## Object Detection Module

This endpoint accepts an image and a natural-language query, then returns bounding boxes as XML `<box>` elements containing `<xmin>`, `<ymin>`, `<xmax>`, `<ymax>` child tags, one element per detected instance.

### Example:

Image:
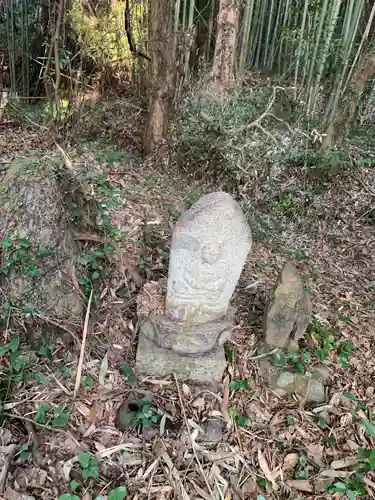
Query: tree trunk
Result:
<box><xmin>143</xmin><ymin>0</ymin><xmax>174</xmax><ymax>154</ymax></box>
<box><xmin>321</xmin><ymin>48</ymin><xmax>375</xmax><ymax>151</ymax></box>
<box><xmin>211</xmin><ymin>0</ymin><xmax>239</xmax><ymax>92</ymax></box>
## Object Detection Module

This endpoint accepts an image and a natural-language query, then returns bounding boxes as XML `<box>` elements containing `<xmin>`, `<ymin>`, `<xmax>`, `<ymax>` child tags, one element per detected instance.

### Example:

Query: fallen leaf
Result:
<box><xmin>258</xmin><ymin>449</ymin><xmax>278</xmax><ymax>490</ymax></box>
<box><xmin>295</xmin><ymin>425</ymin><xmax>309</xmax><ymax>439</ymax></box>
<box><xmin>286</xmin><ymin>479</ymin><xmax>313</xmax><ymax>492</ymax></box>
<box><xmin>75</xmin><ymin>402</ymin><xmax>91</xmax><ymax>419</ymax></box>
<box><xmin>99</xmin><ymin>351</ymin><xmax>109</xmax><ymax>386</ymax></box>
<box><xmin>192</xmin><ymin>397</ymin><xmax>206</xmax><ymax>411</ymax></box>
<box><xmin>320</xmin><ymin>470</ymin><xmax>351</xmax><ymax>478</ymax></box>
<box><xmin>331</xmin><ymin>457</ymin><xmax>358</xmax><ymax>469</ymax></box>
<box><xmin>270</xmin><ymin>410</ymin><xmax>286</xmax><ymax>426</ymax></box>
<box><xmin>282</xmin><ymin>453</ymin><xmax>299</xmax><ymax>470</ymax></box>
<box><xmin>182</xmin><ymin>383</ymin><xmax>191</xmax><ymax>398</ymax></box>
<box><xmin>307</xmin><ymin>443</ymin><xmax>324</xmax><ymax>466</ymax></box>
<box><xmin>241</xmin><ymin>476</ymin><xmax>257</xmax><ymax>494</ymax></box>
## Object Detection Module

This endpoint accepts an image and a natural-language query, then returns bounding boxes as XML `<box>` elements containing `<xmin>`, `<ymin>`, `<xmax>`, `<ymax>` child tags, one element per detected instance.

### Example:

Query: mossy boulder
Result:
<box><xmin>0</xmin><ymin>158</ymin><xmax>83</xmax><ymax>324</ymax></box>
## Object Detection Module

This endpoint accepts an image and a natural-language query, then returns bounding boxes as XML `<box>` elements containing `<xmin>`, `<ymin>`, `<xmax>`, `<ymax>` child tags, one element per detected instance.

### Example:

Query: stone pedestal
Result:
<box><xmin>136</xmin><ymin>334</ymin><xmax>227</xmax><ymax>383</ymax></box>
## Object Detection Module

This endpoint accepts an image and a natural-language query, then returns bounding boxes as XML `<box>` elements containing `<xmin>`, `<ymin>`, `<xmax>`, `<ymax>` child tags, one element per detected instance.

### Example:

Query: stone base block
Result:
<box><xmin>135</xmin><ymin>333</ymin><xmax>227</xmax><ymax>384</ymax></box>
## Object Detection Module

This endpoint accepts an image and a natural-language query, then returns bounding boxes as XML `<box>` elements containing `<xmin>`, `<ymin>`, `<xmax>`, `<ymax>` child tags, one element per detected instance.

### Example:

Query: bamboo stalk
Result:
<box><xmin>205</xmin><ymin>0</ymin><xmax>217</xmax><ymax>63</ymax></box>
<box><xmin>306</xmin><ymin>0</ymin><xmax>329</xmax><ymax>112</ymax></box>
<box><xmin>322</xmin><ymin>0</ymin><xmax>365</xmax><ymax>127</ymax></box>
<box><xmin>293</xmin><ymin>0</ymin><xmax>309</xmax><ymax>98</ymax></box>
<box><xmin>238</xmin><ymin>0</ymin><xmax>255</xmax><ymax>77</ymax></box>
<box><xmin>308</xmin><ymin>0</ymin><xmax>342</xmax><ymax>113</ymax></box>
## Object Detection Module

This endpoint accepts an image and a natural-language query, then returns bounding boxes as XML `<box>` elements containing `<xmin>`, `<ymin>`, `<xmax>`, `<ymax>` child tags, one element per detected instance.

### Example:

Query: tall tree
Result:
<box><xmin>143</xmin><ymin>0</ymin><xmax>174</xmax><ymax>153</ymax></box>
<box><xmin>211</xmin><ymin>0</ymin><xmax>239</xmax><ymax>91</ymax></box>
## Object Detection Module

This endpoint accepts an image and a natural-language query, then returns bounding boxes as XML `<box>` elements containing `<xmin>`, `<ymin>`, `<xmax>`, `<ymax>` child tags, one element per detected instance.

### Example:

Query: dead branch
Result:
<box><xmin>73</xmin><ymin>289</ymin><xmax>93</xmax><ymax>397</ymax></box>
<box><xmin>125</xmin><ymin>0</ymin><xmax>150</xmax><ymax>61</ymax></box>
<box><xmin>248</xmin><ymin>347</ymin><xmax>280</xmax><ymax>361</ymax></box>
<box><xmin>229</xmin><ymin>86</ymin><xmax>285</xmax><ymax>137</ymax></box>
<box><xmin>23</xmin><ymin>420</ymin><xmax>43</xmax><ymax>465</ymax></box>
<box><xmin>200</xmin><ymin>86</ymin><xmax>297</xmax><ymax>143</ymax></box>
<box><xmin>1</xmin><ymin>413</ymin><xmax>81</xmax><ymax>447</ymax></box>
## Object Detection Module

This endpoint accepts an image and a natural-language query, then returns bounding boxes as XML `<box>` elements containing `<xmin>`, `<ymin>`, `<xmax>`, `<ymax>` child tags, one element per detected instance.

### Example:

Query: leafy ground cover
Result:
<box><xmin>0</xmin><ymin>83</ymin><xmax>375</xmax><ymax>499</ymax></box>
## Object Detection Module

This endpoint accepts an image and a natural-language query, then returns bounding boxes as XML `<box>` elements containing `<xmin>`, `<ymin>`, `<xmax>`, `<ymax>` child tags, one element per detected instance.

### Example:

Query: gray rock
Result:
<box><xmin>198</xmin><ymin>419</ymin><xmax>224</xmax><ymax>443</ymax></box>
<box><xmin>136</xmin><ymin>192</ymin><xmax>251</xmax><ymax>383</ymax></box>
<box><xmin>264</xmin><ymin>262</ymin><xmax>312</xmax><ymax>351</ymax></box>
<box><xmin>271</xmin><ymin>367</ymin><xmax>328</xmax><ymax>403</ymax></box>
<box><xmin>0</xmin><ymin>160</ymin><xmax>83</xmax><ymax>324</ymax></box>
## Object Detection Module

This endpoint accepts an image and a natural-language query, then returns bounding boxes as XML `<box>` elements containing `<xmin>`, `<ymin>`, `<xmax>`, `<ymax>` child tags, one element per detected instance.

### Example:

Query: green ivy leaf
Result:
<box><xmin>52</xmin><ymin>407</ymin><xmax>70</xmax><ymax>428</ymax></box>
<box><xmin>108</xmin><ymin>487</ymin><xmax>128</xmax><ymax>500</ymax></box>
<box><xmin>302</xmin><ymin>351</ymin><xmax>311</xmax><ymax>362</ymax></box>
<box><xmin>0</xmin><ymin>238</ymin><xmax>12</xmax><ymax>248</ymax></box>
<box><xmin>77</xmin><ymin>451</ymin><xmax>91</xmax><ymax>468</ymax></box>
<box><xmin>82</xmin><ymin>375</ymin><xmax>94</xmax><ymax>392</ymax></box>
<box><xmin>69</xmin><ymin>479</ymin><xmax>79</xmax><ymax>492</ymax></box>
<box><xmin>237</xmin><ymin>415</ymin><xmax>251</xmax><ymax>427</ymax></box>
<box><xmin>331</xmin><ymin>481</ymin><xmax>347</xmax><ymax>492</ymax></box>
<box><xmin>230</xmin><ymin>379</ymin><xmax>251</xmax><ymax>392</ymax></box>
<box><xmin>17</xmin><ymin>443</ymin><xmax>33</xmax><ymax>461</ymax></box>
<box><xmin>317</xmin><ymin>415</ymin><xmax>328</xmax><ymax>429</ymax></box>
<box><xmin>83</xmin><ymin>456</ymin><xmax>100</xmax><ymax>479</ymax></box>
<box><xmin>36</xmin><ymin>403</ymin><xmax>50</xmax><ymax>424</ymax></box>
<box><xmin>286</xmin><ymin>414</ymin><xmax>294</xmax><ymax>426</ymax></box>
<box><xmin>361</xmin><ymin>419</ymin><xmax>375</xmax><ymax>438</ymax></box>
<box><xmin>0</xmin><ymin>336</ymin><xmax>19</xmax><ymax>356</ymax></box>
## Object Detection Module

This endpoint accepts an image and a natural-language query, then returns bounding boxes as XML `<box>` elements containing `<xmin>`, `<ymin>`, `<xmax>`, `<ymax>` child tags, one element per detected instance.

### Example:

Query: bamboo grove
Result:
<box><xmin>0</xmin><ymin>0</ymin><xmax>374</xmax><ymax>130</ymax></box>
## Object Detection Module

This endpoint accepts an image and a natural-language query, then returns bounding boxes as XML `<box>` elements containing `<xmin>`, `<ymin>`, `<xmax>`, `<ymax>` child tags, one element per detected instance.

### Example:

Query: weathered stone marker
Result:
<box><xmin>260</xmin><ymin>262</ymin><xmax>329</xmax><ymax>403</ymax></box>
<box><xmin>136</xmin><ymin>192</ymin><xmax>251</xmax><ymax>383</ymax></box>
<box><xmin>264</xmin><ymin>261</ymin><xmax>312</xmax><ymax>352</ymax></box>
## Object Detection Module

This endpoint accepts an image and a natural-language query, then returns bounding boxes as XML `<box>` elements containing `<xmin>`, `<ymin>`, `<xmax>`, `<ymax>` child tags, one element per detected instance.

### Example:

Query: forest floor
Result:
<box><xmin>1</xmin><ymin>84</ymin><xmax>375</xmax><ymax>500</ymax></box>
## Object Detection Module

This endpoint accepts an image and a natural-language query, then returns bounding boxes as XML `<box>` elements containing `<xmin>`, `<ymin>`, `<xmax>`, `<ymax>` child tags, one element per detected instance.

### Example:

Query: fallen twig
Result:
<box><xmin>1</xmin><ymin>413</ymin><xmax>81</xmax><ymax>447</ymax></box>
<box><xmin>221</xmin><ymin>375</ymin><xmax>230</xmax><ymax>423</ymax></box>
<box><xmin>248</xmin><ymin>347</ymin><xmax>279</xmax><ymax>360</ymax></box>
<box><xmin>173</xmin><ymin>373</ymin><xmax>215</xmax><ymax>498</ymax></box>
<box><xmin>23</xmin><ymin>420</ymin><xmax>43</xmax><ymax>465</ymax></box>
<box><xmin>153</xmin><ymin>439</ymin><xmax>190</xmax><ymax>500</ymax></box>
<box><xmin>74</xmin><ymin>289</ymin><xmax>93</xmax><ymax>397</ymax></box>
<box><xmin>200</xmin><ymin>86</ymin><xmax>295</xmax><ymax>143</ymax></box>
<box><xmin>36</xmin><ymin>313</ymin><xmax>81</xmax><ymax>344</ymax></box>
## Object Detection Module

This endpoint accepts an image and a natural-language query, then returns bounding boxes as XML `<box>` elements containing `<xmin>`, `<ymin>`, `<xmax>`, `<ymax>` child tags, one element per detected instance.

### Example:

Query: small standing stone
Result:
<box><xmin>264</xmin><ymin>262</ymin><xmax>312</xmax><ymax>351</ymax></box>
<box><xmin>260</xmin><ymin>262</ymin><xmax>329</xmax><ymax>404</ymax></box>
<box><xmin>136</xmin><ymin>192</ymin><xmax>251</xmax><ymax>383</ymax></box>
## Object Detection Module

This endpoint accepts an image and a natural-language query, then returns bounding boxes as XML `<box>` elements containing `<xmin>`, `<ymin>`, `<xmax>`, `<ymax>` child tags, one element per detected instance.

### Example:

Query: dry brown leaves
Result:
<box><xmin>1</xmin><ymin>119</ymin><xmax>375</xmax><ymax>499</ymax></box>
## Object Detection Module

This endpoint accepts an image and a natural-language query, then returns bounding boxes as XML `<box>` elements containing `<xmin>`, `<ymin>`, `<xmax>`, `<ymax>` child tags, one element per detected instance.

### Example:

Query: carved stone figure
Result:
<box><xmin>136</xmin><ymin>192</ymin><xmax>251</xmax><ymax>383</ymax></box>
<box><xmin>259</xmin><ymin>262</ymin><xmax>329</xmax><ymax>404</ymax></box>
<box><xmin>264</xmin><ymin>261</ymin><xmax>312</xmax><ymax>351</ymax></box>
